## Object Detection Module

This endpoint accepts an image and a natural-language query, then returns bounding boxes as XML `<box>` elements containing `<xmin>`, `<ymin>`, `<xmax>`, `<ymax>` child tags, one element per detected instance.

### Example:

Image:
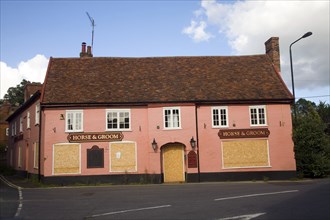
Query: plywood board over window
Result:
<box><xmin>110</xmin><ymin>142</ymin><xmax>136</xmax><ymax>172</ymax></box>
<box><xmin>222</xmin><ymin>140</ymin><xmax>270</xmax><ymax>168</ymax></box>
<box><xmin>53</xmin><ymin>143</ymin><xmax>80</xmax><ymax>175</ymax></box>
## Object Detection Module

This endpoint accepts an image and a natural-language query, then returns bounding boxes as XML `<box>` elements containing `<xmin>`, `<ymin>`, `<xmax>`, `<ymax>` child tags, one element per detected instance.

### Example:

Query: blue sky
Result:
<box><xmin>1</xmin><ymin>0</ymin><xmax>329</xmax><ymax>104</ymax></box>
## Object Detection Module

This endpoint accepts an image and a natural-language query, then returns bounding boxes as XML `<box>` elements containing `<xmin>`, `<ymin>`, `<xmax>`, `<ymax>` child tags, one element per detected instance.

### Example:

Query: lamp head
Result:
<box><xmin>302</xmin><ymin>32</ymin><xmax>312</xmax><ymax>38</ymax></box>
<box><xmin>151</xmin><ymin>139</ymin><xmax>158</xmax><ymax>151</ymax></box>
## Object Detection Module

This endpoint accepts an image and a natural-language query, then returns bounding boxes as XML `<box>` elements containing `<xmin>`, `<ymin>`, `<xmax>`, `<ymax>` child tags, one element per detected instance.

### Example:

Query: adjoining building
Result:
<box><xmin>6</xmin><ymin>37</ymin><xmax>296</xmax><ymax>184</ymax></box>
<box><xmin>0</xmin><ymin>101</ymin><xmax>16</xmax><ymax>165</ymax></box>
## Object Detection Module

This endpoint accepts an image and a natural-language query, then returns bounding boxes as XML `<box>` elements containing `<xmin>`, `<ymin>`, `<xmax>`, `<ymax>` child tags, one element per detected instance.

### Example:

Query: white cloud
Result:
<box><xmin>182</xmin><ymin>20</ymin><xmax>213</xmax><ymax>42</ymax></box>
<box><xmin>0</xmin><ymin>54</ymin><xmax>49</xmax><ymax>99</ymax></box>
<box><xmin>184</xmin><ymin>0</ymin><xmax>330</xmax><ymax>101</ymax></box>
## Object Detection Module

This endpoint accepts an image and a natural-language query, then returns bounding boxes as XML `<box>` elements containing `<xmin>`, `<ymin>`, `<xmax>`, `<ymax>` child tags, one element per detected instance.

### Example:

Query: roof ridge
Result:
<box><xmin>50</xmin><ymin>54</ymin><xmax>267</xmax><ymax>60</ymax></box>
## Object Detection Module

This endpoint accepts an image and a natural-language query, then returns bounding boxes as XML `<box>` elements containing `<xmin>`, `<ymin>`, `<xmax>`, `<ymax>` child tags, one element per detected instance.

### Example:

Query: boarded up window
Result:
<box><xmin>110</xmin><ymin>142</ymin><xmax>136</xmax><ymax>172</ymax></box>
<box><xmin>222</xmin><ymin>140</ymin><xmax>269</xmax><ymax>168</ymax></box>
<box><xmin>53</xmin><ymin>143</ymin><xmax>80</xmax><ymax>174</ymax></box>
<box><xmin>87</xmin><ymin>145</ymin><xmax>104</xmax><ymax>168</ymax></box>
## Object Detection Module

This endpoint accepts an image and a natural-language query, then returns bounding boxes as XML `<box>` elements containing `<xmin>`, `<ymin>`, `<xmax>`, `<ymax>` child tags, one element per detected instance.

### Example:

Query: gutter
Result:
<box><xmin>195</xmin><ymin>104</ymin><xmax>201</xmax><ymax>182</ymax></box>
<box><xmin>40</xmin><ymin>98</ymin><xmax>293</xmax><ymax>109</ymax></box>
<box><xmin>38</xmin><ymin>105</ymin><xmax>42</xmax><ymax>182</ymax></box>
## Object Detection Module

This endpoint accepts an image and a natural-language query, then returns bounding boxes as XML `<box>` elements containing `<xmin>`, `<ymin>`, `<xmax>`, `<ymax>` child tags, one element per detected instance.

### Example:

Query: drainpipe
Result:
<box><xmin>195</xmin><ymin>104</ymin><xmax>201</xmax><ymax>182</ymax></box>
<box><xmin>38</xmin><ymin>106</ymin><xmax>42</xmax><ymax>182</ymax></box>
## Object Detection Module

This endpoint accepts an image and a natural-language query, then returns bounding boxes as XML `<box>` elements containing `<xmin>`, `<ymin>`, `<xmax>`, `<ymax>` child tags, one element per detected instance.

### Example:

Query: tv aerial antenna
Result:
<box><xmin>86</xmin><ymin>12</ymin><xmax>95</xmax><ymax>50</ymax></box>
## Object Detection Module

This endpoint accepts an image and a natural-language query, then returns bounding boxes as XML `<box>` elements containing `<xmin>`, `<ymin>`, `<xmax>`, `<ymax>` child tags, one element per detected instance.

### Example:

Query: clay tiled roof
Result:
<box><xmin>41</xmin><ymin>55</ymin><xmax>293</xmax><ymax>105</ymax></box>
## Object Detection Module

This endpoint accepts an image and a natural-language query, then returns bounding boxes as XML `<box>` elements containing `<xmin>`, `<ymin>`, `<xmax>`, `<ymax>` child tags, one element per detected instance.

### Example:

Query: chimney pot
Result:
<box><xmin>87</xmin><ymin>46</ymin><xmax>92</xmax><ymax>56</ymax></box>
<box><xmin>81</xmin><ymin>42</ymin><xmax>86</xmax><ymax>53</ymax></box>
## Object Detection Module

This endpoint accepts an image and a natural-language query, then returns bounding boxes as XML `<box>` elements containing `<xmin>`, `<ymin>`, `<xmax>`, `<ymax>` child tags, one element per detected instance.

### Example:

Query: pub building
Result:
<box><xmin>6</xmin><ymin>37</ymin><xmax>296</xmax><ymax>184</ymax></box>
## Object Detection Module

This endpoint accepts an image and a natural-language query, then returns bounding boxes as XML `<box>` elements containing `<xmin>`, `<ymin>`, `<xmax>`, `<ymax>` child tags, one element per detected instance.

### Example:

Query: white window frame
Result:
<box><xmin>27</xmin><ymin>111</ymin><xmax>30</xmax><ymax>129</ymax></box>
<box><xmin>249</xmin><ymin>105</ymin><xmax>267</xmax><ymax>126</ymax></box>
<box><xmin>19</xmin><ymin>116</ymin><xmax>23</xmax><ymax>133</ymax></box>
<box><xmin>33</xmin><ymin>142</ymin><xmax>39</xmax><ymax>169</ymax></box>
<box><xmin>212</xmin><ymin>107</ymin><xmax>229</xmax><ymax>128</ymax></box>
<box><xmin>106</xmin><ymin>109</ymin><xmax>131</xmax><ymax>131</ymax></box>
<box><xmin>5</xmin><ymin>128</ymin><xmax>9</xmax><ymax>136</ymax></box>
<box><xmin>35</xmin><ymin>103</ymin><xmax>40</xmax><ymax>125</ymax></box>
<box><xmin>163</xmin><ymin>107</ymin><xmax>181</xmax><ymax>129</ymax></box>
<box><xmin>65</xmin><ymin>110</ymin><xmax>84</xmax><ymax>132</ymax></box>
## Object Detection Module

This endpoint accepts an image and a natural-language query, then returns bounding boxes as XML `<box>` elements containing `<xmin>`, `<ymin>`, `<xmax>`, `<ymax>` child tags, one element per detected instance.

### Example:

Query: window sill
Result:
<box><xmin>105</xmin><ymin>129</ymin><xmax>132</xmax><ymax>132</ymax></box>
<box><xmin>212</xmin><ymin>126</ymin><xmax>229</xmax><ymax>129</ymax></box>
<box><xmin>65</xmin><ymin>130</ymin><xmax>84</xmax><ymax>133</ymax></box>
<box><xmin>163</xmin><ymin>127</ymin><xmax>182</xmax><ymax>131</ymax></box>
<box><xmin>250</xmin><ymin>124</ymin><xmax>268</xmax><ymax>127</ymax></box>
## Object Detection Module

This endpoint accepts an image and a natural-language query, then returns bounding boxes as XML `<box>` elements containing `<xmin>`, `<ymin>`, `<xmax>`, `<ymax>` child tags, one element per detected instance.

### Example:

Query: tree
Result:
<box><xmin>293</xmin><ymin>102</ymin><xmax>330</xmax><ymax>178</ymax></box>
<box><xmin>316</xmin><ymin>101</ymin><xmax>330</xmax><ymax>134</ymax></box>
<box><xmin>295</xmin><ymin>98</ymin><xmax>317</xmax><ymax>117</ymax></box>
<box><xmin>2</xmin><ymin>79</ymin><xmax>31</xmax><ymax>106</ymax></box>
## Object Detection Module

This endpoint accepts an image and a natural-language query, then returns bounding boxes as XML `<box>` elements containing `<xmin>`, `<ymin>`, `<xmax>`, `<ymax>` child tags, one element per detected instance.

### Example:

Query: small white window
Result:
<box><xmin>13</xmin><ymin>122</ymin><xmax>17</xmax><ymax>136</ymax></box>
<box><xmin>19</xmin><ymin>116</ymin><xmax>23</xmax><ymax>132</ymax></box>
<box><xmin>35</xmin><ymin>103</ymin><xmax>40</xmax><ymax>125</ymax></box>
<box><xmin>11</xmin><ymin>122</ymin><xmax>15</xmax><ymax>136</ymax></box>
<box><xmin>5</xmin><ymin>128</ymin><xmax>9</xmax><ymax>136</ymax></box>
<box><xmin>65</xmin><ymin>110</ymin><xmax>83</xmax><ymax>132</ymax></box>
<box><xmin>164</xmin><ymin>107</ymin><xmax>181</xmax><ymax>129</ymax></box>
<box><xmin>106</xmin><ymin>109</ymin><xmax>130</xmax><ymax>131</ymax></box>
<box><xmin>249</xmin><ymin>106</ymin><xmax>267</xmax><ymax>126</ymax></box>
<box><xmin>212</xmin><ymin>107</ymin><xmax>228</xmax><ymax>128</ymax></box>
<box><xmin>27</xmin><ymin>111</ymin><xmax>30</xmax><ymax>129</ymax></box>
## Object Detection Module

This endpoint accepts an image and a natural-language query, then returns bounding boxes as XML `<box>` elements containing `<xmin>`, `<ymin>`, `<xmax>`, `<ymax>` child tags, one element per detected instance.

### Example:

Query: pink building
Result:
<box><xmin>7</xmin><ymin>37</ymin><xmax>296</xmax><ymax>184</ymax></box>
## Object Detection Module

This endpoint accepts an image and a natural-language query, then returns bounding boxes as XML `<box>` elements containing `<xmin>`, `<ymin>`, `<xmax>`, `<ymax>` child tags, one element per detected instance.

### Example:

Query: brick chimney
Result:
<box><xmin>265</xmin><ymin>37</ymin><xmax>280</xmax><ymax>72</ymax></box>
<box><xmin>24</xmin><ymin>83</ymin><xmax>43</xmax><ymax>102</ymax></box>
<box><xmin>80</xmin><ymin>42</ymin><xmax>93</xmax><ymax>58</ymax></box>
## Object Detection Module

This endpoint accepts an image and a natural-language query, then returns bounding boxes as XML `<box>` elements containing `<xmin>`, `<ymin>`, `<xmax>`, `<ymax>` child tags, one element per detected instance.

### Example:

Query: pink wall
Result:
<box><xmin>8</xmin><ymin>101</ymin><xmax>40</xmax><ymax>175</ymax></box>
<box><xmin>41</xmin><ymin>103</ymin><xmax>295</xmax><ymax>177</ymax></box>
<box><xmin>197</xmin><ymin>104</ymin><xmax>296</xmax><ymax>173</ymax></box>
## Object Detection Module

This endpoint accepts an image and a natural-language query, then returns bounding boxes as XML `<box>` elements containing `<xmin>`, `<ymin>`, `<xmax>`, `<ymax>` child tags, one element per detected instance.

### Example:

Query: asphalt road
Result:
<box><xmin>1</xmin><ymin>177</ymin><xmax>329</xmax><ymax>220</ymax></box>
<box><xmin>0</xmin><ymin>176</ymin><xmax>20</xmax><ymax>219</ymax></box>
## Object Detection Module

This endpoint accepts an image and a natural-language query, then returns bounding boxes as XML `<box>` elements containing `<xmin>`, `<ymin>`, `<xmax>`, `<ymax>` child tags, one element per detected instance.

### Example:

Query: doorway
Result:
<box><xmin>162</xmin><ymin>144</ymin><xmax>185</xmax><ymax>183</ymax></box>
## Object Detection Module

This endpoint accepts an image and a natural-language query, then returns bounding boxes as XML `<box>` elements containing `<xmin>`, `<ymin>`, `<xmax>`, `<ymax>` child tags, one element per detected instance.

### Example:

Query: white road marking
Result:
<box><xmin>214</xmin><ymin>190</ymin><xmax>299</xmax><ymax>201</ymax></box>
<box><xmin>86</xmin><ymin>204</ymin><xmax>172</xmax><ymax>218</ymax></box>
<box><xmin>218</xmin><ymin>212</ymin><xmax>266</xmax><ymax>220</ymax></box>
<box><xmin>0</xmin><ymin>175</ymin><xmax>23</xmax><ymax>217</ymax></box>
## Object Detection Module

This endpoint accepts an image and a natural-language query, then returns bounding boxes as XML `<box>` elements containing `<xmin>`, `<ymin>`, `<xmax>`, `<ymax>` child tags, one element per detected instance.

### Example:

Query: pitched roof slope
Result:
<box><xmin>42</xmin><ymin>55</ymin><xmax>293</xmax><ymax>105</ymax></box>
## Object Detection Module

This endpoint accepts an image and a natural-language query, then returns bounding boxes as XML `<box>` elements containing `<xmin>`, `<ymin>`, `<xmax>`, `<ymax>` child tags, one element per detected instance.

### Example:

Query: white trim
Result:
<box><xmin>35</xmin><ymin>103</ymin><xmax>40</xmax><ymax>125</ymax></box>
<box><xmin>27</xmin><ymin>111</ymin><xmax>30</xmax><ymax>129</ymax></box>
<box><xmin>249</xmin><ymin>105</ymin><xmax>267</xmax><ymax>126</ymax></box>
<box><xmin>105</xmin><ymin>109</ymin><xmax>131</xmax><ymax>131</ymax></box>
<box><xmin>52</xmin><ymin>143</ymin><xmax>81</xmax><ymax>175</ymax></box>
<box><xmin>163</xmin><ymin>107</ymin><xmax>182</xmax><ymax>130</ymax></box>
<box><xmin>65</xmin><ymin>110</ymin><xmax>84</xmax><ymax>133</ymax></box>
<box><xmin>109</xmin><ymin>141</ymin><xmax>137</xmax><ymax>173</ymax></box>
<box><xmin>19</xmin><ymin>116</ymin><xmax>23</xmax><ymax>133</ymax></box>
<box><xmin>211</xmin><ymin>106</ymin><xmax>229</xmax><ymax>128</ymax></box>
<box><xmin>221</xmin><ymin>139</ymin><xmax>271</xmax><ymax>169</ymax></box>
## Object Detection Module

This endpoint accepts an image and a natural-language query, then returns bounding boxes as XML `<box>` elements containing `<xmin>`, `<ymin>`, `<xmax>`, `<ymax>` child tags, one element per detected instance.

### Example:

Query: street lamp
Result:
<box><xmin>289</xmin><ymin>31</ymin><xmax>313</xmax><ymax>121</ymax></box>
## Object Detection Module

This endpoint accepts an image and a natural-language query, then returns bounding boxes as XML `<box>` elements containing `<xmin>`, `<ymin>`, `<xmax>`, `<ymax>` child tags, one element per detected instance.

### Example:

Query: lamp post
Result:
<box><xmin>289</xmin><ymin>31</ymin><xmax>313</xmax><ymax>121</ymax></box>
